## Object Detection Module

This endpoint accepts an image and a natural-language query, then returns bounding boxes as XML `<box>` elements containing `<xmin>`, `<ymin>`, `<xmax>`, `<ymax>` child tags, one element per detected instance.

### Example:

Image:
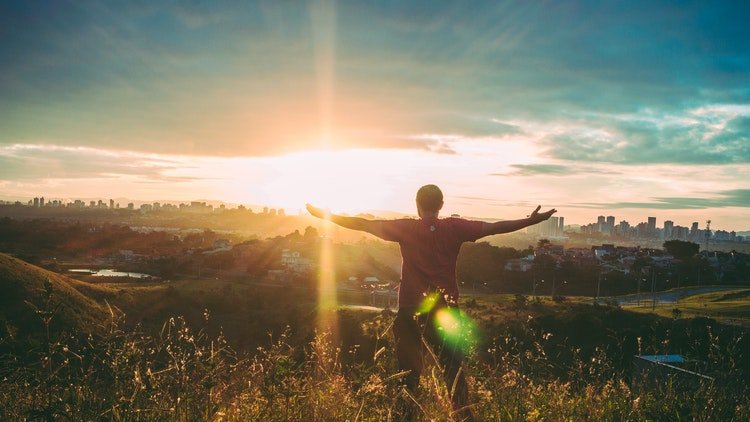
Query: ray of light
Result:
<box><xmin>311</xmin><ymin>0</ymin><xmax>340</xmax><ymax>347</ymax></box>
<box><xmin>317</xmin><ymin>222</ymin><xmax>338</xmax><ymax>323</ymax></box>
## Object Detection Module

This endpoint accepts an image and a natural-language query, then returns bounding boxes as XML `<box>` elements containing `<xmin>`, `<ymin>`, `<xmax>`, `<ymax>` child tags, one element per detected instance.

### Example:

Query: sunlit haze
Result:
<box><xmin>1</xmin><ymin>1</ymin><xmax>749</xmax><ymax>230</ymax></box>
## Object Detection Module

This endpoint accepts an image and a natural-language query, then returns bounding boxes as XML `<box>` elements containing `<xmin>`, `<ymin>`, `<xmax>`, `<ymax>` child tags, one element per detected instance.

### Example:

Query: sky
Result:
<box><xmin>1</xmin><ymin>0</ymin><xmax>749</xmax><ymax>230</ymax></box>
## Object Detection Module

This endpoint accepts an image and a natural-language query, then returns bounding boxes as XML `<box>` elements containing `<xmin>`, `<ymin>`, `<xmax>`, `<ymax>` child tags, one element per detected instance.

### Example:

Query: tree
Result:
<box><xmin>663</xmin><ymin>240</ymin><xmax>699</xmax><ymax>260</ymax></box>
<box><xmin>303</xmin><ymin>226</ymin><xmax>319</xmax><ymax>242</ymax></box>
<box><xmin>533</xmin><ymin>253</ymin><xmax>556</xmax><ymax>275</ymax></box>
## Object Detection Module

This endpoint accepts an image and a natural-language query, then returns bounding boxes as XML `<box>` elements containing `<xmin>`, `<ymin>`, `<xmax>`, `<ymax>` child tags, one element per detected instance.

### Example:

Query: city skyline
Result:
<box><xmin>5</xmin><ymin>192</ymin><xmax>749</xmax><ymax>235</ymax></box>
<box><xmin>1</xmin><ymin>2</ymin><xmax>749</xmax><ymax>229</ymax></box>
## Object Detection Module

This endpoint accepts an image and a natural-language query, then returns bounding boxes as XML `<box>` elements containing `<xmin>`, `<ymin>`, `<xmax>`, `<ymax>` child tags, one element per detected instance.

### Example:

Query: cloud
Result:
<box><xmin>0</xmin><ymin>1</ymin><xmax>748</xmax><ymax>159</ymax></box>
<box><xmin>492</xmin><ymin>163</ymin><xmax>621</xmax><ymax>177</ymax></box>
<box><xmin>0</xmin><ymin>144</ymin><xmax>198</xmax><ymax>182</ymax></box>
<box><xmin>452</xmin><ymin>196</ymin><xmax>538</xmax><ymax>209</ymax></box>
<box><xmin>538</xmin><ymin>105</ymin><xmax>750</xmax><ymax>165</ymax></box>
<box><xmin>572</xmin><ymin>189</ymin><xmax>750</xmax><ymax>210</ymax></box>
<box><xmin>499</xmin><ymin>164</ymin><xmax>572</xmax><ymax>176</ymax></box>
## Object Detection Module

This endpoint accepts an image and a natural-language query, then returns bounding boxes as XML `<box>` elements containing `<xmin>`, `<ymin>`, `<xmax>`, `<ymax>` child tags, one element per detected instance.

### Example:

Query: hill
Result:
<box><xmin>0</xmin><ymin>253</ymin><xmax>113</xmax><ymax>338</ymax></box>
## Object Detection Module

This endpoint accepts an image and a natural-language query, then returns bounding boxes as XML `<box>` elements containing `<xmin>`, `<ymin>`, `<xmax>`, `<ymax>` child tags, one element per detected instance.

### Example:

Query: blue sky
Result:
<box><xmin>1</xmin><ymin>1</ymin><xmax>749</xmax><ymax>229</ymax></box>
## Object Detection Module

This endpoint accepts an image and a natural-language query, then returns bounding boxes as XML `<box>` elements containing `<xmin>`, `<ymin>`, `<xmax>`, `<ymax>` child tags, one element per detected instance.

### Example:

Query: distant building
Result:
<box><xmin>597</xmin><ymin>216</ymin><xmax>606</xmax><ymax>233</ymax></box>
<box><xmin>664</xmin><ymin>220</ymin><xmax>674</xmax><ymax>239</ymax></box>
<box><xmin>363</xmin><ymin>276</ymin><xmax>380</xmax><ymax>285</ymax></box>
<box><xmin>281</xmin><ymin>249</ymin><xmax>313</xmax><ymax>274</ymax></box>
<box><xmin>527</xmin><ymin>216</ymin><xmax>565</xmax><ymax>238</ymax></box>
<box><xmin>504</xmin><ymin>255</ymin><xmax>535</xmax><ymax>272</ymax></box>
<box><xmin>691</xmin><ymin>222</ymin><xmax>699</xmax><ymax>239</ymax></box>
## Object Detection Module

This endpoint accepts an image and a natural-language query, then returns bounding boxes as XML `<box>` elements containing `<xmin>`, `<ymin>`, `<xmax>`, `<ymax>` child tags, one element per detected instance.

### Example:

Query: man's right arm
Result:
<box><xmin>306</xmin><ymin>204</ymin><xmax>386</xmax><ymax>238</ymax></box>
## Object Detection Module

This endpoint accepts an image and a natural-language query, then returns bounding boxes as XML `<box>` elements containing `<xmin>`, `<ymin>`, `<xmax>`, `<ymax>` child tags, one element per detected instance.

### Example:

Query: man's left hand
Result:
<box><xmin>529</xmin><ymin>205</ymin><xmax>557</xmax><ymax>223</ymax></box>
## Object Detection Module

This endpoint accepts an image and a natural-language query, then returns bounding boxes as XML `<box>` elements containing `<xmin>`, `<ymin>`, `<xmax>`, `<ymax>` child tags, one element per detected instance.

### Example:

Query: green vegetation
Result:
<box><xmin>0</xmin><ymin>253</ymin><xmax>112</xmax><ymax>337</ymax></box>
<box><xmin>2</xmin><ymin>256</ymin><xmax>750</xmax><ymax>420</ymax></box>
<box><xmin>636</xmin><ymin>288</ymin><xmax>750</xmax><ymax>324</ymax></box>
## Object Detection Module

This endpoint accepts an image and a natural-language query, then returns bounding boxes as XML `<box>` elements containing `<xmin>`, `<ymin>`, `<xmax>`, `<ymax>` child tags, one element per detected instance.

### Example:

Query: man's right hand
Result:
<box><xmin>306</xmin><ymin>204</ymin><xmax>328</xmax><ymax>219</ymax></box>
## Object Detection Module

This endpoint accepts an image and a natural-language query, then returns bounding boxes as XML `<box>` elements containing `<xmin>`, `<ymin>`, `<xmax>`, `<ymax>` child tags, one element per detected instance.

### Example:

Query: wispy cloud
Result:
<box><xmin>2</xmin><ymin>1</ymin><xmax>747</xmax><ymax>158</ymax></box>
<box><xmin>0</xmin><ymin>144</ymin><xmax>199</xmax><ymax>182</ymax></box>
<box><xmin>495</xmin><ymin>163</ymin><xmax>621</xmax><ymax>177</ymax></box>
<box><xmin>535</xmin><ymin>105</ymin><xmax>750</xmax><ymax>165</ymax></box>
<box><xmin>572</xmin><ymin>189</ymin><xmax>750</xmax><ymax>210</ymax></box>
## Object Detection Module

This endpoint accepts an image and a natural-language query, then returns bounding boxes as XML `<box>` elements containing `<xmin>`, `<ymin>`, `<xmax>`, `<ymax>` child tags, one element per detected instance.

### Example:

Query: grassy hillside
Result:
<box><xmin>0</xmin><ymin>253</ymin><xmax>113</xmax><ymax>337</ymax></box>
<box><xmin>624</xmin><ymin>288</ymin><xmax>750</xmax><ymax>326</ymax></box>
<box><xmin>675</xmin><ymin>289</ymin><xmax>750</xmax><ymax>320</ymax></box>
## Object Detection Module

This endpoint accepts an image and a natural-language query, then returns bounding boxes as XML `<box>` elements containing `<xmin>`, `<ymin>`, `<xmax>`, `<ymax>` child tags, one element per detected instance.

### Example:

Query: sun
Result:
<box><xmin>248</xmin><ymin>148</ymin><xmax>412</xmax><ymax>215</ymax></box>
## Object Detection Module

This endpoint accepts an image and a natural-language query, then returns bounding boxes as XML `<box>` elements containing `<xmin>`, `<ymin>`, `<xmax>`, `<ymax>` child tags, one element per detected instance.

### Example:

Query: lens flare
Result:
<box><xmin>416</xmin><ymin>292</ymin><xmax>441</xmax><ymax>315</ymax></box>
<box><xmin>432</xmin><ymin>307</ymin><xmax>479</xmax><ymax>354</ymax></box>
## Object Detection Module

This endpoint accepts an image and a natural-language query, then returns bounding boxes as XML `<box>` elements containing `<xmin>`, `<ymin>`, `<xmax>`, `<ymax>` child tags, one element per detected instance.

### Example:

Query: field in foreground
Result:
<box><xmin>1</xmin><ymin>255</ymin><xmax>750</xmax><ymax>420</ymax></box>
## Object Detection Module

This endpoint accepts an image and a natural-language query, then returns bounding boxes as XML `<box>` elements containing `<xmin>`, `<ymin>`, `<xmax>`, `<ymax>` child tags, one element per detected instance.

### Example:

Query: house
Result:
<box><xmin>504</xmin><ymin>255</ymin><xmax>535</xmax><ymax>272</ymax></box>
<box><xmin>281</xmin><ymin>249</ymin><xmax>314</xmax><ymax>274</ymax></box>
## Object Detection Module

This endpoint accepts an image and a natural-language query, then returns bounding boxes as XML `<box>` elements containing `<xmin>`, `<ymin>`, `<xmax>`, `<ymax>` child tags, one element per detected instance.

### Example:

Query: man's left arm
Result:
<box><xmin>479</xmin><ymin>205</ymin><xmax>557</xmax><ymax>237</ymax></box>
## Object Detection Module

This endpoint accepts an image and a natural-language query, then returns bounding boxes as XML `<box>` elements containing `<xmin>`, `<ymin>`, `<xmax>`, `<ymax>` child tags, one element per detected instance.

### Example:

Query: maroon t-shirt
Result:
<box><xmin>377</xmin><ymin>217</ymin><xmax>485</xmax><ymax>308</ymax></box>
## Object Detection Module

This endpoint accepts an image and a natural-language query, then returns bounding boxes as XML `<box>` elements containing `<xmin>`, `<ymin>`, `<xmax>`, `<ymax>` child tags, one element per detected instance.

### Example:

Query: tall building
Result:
<box><xmin>690</xmin><ymin>222</ymin><xmax>699</xmax><ymax>238</ymax></box>
<box><xmin>647</xmin><ymin>217</ymin><xmax>656</xmax><ymax>236</ymax></box>
<box><xmin>606</xmin><ymin>216</ymin><xmax>615</xmax><ymax>234</ymax></box>
<box><xmin>597</xmin><ymin>216</ymin><xmax>606</xmax><ymax>233</ymax></box>
<box><xmin>549</xmin><ymin>216</ymin><xmax>559</xmax><ymax>236</ymax></box>
<box><xmin>617</xmin><ymin>220</ymin><xmax>631</xmax><ymax>237</ymax></box>
<box><xmin>109</xmin><ymin>199</ymin><xmax>115</xmax><ymax>209</ymax></box>
<box><xmin>558</xmin><ymin>216</ymin><xmax>564</xmax><ymax>234</ymax></box>
<box><xmin>33</xmin><ymin>197</ymin><xmax>39</xmax><ymax>208</ymax></box>
<box><xmin>527</xmin><ymin>215</ymin><xmax>564</xmax><ymax>237</ymax></box>
<box><xmin>664</xmin><ymin>220</ymin><xmax>674</xmax><ymax>239</ymax></box>
<box><xmin>39</xmin><ymin>197</ymin><xmax>45</xmax><ymax>207</ymax></box>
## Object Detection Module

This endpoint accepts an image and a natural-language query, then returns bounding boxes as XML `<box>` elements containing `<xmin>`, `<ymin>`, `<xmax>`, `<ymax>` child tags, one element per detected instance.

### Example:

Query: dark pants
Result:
<box><xmin>393</xmin><ymin>305</ymin><xmax>473</xmax><ymax>421</ymax></box>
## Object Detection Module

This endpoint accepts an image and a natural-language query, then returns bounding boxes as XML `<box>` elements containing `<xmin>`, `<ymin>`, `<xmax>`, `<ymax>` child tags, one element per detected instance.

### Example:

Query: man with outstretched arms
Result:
<box><xmin>307</xmin><ymin>184</ymin><xmax>556</xmax><ymax>421</ymax></box>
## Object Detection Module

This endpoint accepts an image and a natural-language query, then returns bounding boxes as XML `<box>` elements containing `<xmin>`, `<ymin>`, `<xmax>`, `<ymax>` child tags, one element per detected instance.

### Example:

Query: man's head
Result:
<box><xmin>416</xmin><ymin>184</ymin><xmax>444</xmax><ymax>218</ymax></box>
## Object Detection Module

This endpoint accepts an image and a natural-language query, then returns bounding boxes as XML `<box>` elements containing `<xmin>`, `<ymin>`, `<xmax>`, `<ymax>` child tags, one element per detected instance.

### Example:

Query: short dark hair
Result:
<box><xmin>416</xmin><ymin>184</ymin><xmax>443</xmax><ymax>213</ymax></box>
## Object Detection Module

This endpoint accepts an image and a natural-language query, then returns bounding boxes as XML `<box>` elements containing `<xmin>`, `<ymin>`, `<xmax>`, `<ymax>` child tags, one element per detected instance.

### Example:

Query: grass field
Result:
<box><xmin>3</xmin><ymin>256</ymin><xmax>750</xmax><ymax>420</ymax></box>
<box><xmin>623</xmin><ymin>288</ymin><xmax>750</xmax><ymax>326</ymax></box>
